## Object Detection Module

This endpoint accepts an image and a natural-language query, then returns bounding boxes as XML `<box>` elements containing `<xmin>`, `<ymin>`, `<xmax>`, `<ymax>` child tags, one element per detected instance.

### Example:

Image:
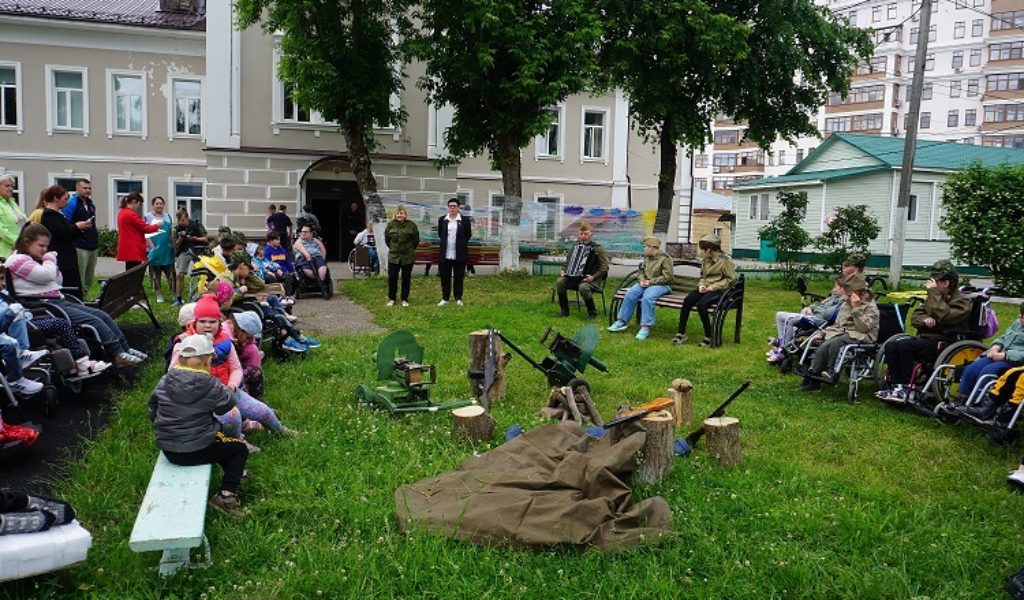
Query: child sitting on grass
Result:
<box><xmin>800</xmin><ymin>274</ymin><xmax>879</xmax><ymax>391</ymax></box>
<box><xmin>768</xmin><ymin>275</ymin><xmax>846</xmax><ymax>363</ymax></box>
<box><xmin>148</xmin><ymin>333</ymin><xmax>249</xmax><ymax>517</ymax></box>
<box><xmin>231</xmin><ymin>311</ymin><xmax>264</xmax><ymax>401</ymax></box>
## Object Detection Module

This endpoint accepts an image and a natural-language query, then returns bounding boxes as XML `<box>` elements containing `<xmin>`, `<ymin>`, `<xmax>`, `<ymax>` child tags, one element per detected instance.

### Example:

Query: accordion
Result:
<box><xmin>564</xmin><ymin>243</ymin><xmax>594</xmax><ymax>280</ymax></box>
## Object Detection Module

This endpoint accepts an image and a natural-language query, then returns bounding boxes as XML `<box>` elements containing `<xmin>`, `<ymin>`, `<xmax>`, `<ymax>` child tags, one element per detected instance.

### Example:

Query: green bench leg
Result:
<box><xmin>157</xmin><ymin>535</ymin><xmax>210</xmax><ymax>577</ymax></box>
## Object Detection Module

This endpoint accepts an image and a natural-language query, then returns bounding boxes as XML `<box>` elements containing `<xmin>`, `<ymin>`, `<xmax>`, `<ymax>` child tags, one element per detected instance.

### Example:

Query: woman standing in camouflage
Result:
<box><xmin>384</xmin><ymin>205</ymin><xmax>420</xmax><ymax>307</ymax></box>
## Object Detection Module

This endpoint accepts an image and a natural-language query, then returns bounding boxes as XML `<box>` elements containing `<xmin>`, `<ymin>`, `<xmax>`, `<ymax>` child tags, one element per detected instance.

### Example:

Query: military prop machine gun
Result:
<box><xmin>355</xmin><ymin>331</ymin><xmax>476</xmax><ymax>415</ymax></box>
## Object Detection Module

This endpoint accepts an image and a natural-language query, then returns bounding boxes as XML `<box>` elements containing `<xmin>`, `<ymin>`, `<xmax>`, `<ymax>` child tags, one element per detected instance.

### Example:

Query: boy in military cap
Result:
<box><xmin>800</xmin><ymin>273</ymin><xmax>879</xmax><ymax>391</ymax></box>
<box><xmin>555</xmin><ymin>222</ymin><xmax>608</xmax><ymax>319</ymax></box>
<box><xmin>876</xmin><ymin>259</ymin><xmax>972</xmax><ymax>402</ymax></box>
<box><xmin>673</xmin><ymin>232</ymin><xmax>735</xmax><ymax>347</ymax></box>
<box><xmin>608</xmin><ymin>236</ymin><xmax>674</xmax><ymax>341</ymax></box>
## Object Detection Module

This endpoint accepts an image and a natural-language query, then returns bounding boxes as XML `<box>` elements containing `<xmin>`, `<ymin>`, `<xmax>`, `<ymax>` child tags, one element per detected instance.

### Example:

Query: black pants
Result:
<box><xmin>125</xmin><ymin>260</ymin><xmax>142</xmax><ymax>271</ymax></box>
<box><xmin>439</xmin><ymin>259</ymin><xmax>466</xmax><ymax>301</ymax></box>
<box><xmin>677</xmin><ymin>290</ymin><xmax>722</xmax><ymax>337</ymax></box>
<box><xmin>163</xmin><ymin>434</ymin><xmax>248</xmax><ymax>493</ymax></box>
<box><xmin>388</xmin><ymin>262</ymin><xmax>413</xmax><ymax>302</ymax></box>
<box><xmin>884</xmin><ymin>336</ymin><xmax>942</xmax><ymax>386</ymax></box>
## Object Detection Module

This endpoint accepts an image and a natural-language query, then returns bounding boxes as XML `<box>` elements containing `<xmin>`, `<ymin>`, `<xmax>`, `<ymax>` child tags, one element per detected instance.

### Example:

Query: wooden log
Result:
<box><xmin>635</xmin><ymin>410</ymin><xmax>675</xmax><ymax>485</ymax></box>
<box><xmin>704</xmin><ymin>416</ymin><xmax>741</xmax><ymax>467</ymax></box>
<box><xmin>670</xmin><ymin>379</ymin><xmax>693</xmax><ymax>427</ymax></box>
<box><xmin>451</xmin><ymin>405</ymin><xmax>496</xmax><ymax>443</ymax></box>
<box><xmin>468</xmin><ymin>330</ymin><xmax>507</xmax><ymax>405</ymax></box>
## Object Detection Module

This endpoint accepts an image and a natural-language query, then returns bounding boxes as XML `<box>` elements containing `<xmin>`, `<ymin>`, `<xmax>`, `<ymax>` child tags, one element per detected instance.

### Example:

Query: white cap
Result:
<box><xmin>178</xmin><ymin>334</ymin><xmax>214</xmax><ymax>358</ymax></box>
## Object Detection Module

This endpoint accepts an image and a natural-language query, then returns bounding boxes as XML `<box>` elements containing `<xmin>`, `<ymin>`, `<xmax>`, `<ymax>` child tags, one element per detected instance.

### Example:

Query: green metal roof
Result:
<box><xmin>796</xmin><ymin>133</ymin><xmax>1024</xmax><ymax>172</ymax></box>
<box><xmin>732</xmin><ymin>165</ymin><xmax>887</xmax><ymax>188</ymax></box>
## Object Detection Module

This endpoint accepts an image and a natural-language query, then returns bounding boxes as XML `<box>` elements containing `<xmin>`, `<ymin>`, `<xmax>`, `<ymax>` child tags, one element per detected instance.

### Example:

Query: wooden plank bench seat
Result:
<box><xmin>87</xmin><ymin>261</ymin><xmax>161</xmax><ymax>331</ymax></box>
<box><xmin>414</xmin><ymin>238</ymin><xmax>500</xmax><ymax>267</ymax></box>
<box><xmin>129</xmin><ymin>453</ymin><xmax>213</xmax><ymax>576</ymax></box>
<box><xmin>609</xmin><ymin>271</ymin><xmax>745</xmax><ymax>347</ymax></box>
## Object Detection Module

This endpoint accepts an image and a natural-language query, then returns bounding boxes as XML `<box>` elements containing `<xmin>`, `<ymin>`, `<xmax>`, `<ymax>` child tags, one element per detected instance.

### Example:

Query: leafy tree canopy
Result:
<box><xmin>760</xmin><ymin>190</ymin><xmax>812</xmax><ymax>288</ymax></box>
<box><xmin>813</xmin><ymin>204</ymin><xmax>881</xmax><ymax>272</ymax></box>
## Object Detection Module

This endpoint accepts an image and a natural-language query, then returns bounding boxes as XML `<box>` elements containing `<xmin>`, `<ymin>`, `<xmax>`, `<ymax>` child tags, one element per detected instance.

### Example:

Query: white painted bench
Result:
<box><xmin>129</xmin><ymin>453</ymin><xmax>212</xmax><ymax>576</ymax></box>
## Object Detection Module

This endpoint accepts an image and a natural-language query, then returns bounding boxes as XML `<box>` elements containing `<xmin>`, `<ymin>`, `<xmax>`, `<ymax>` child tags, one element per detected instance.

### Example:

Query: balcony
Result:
<box><xmin>825</xmin><ymin>99</ymin><xmax>885</xmax><ymax>114</ymax></box>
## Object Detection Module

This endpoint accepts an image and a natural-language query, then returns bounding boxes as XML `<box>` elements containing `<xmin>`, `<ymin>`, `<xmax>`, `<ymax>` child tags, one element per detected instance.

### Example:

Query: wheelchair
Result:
<box><xmin>942</xmin><ymin>366</ymin><xmax>1024</xmax><ymax>446</ymax></box>
<box><xmin>348</xmin><ymin>246</ymin><xmax>377</xmax><ymax>278</ymax></box>
<box><xmin>872</xmin><ymin>287</ymin><xmax>995</xmax><ymax>413</ymax></box>
<box><xmin>294</xmin><ymin>261</ymin><xmax>333</xmax><ymax>299</ymax></box>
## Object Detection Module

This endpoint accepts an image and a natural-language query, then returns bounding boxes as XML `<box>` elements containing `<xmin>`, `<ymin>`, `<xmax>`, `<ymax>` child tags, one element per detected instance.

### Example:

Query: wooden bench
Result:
<box><xmin>88</xmin><ymin>261</ymin><xmax>161</xmax><ymax>331</ymax></box>
<box><xmin>609</xmin><ymin>272</ymin><xmax>745</xmax><ymax>347</ymax></box>
<box><xmin>414</xmin><ymin>239</ymin><xmax>501</xmax><ymax>267</ymax></box>
<box><xmin>129</xmin><ymin>453</ymin><xmax>213</xmax><ymax>576</ymax></box>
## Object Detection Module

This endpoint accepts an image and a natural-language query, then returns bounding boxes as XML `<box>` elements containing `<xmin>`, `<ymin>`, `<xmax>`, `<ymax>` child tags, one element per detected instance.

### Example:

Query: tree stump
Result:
<box><xmin>468</xmin><ymin>330</ymin><xmax>508</xmax><ymax>407</ymax></box>
<box><xmin>451</xmin><ymin>405</ymin><xmax>496</xmax><ymax>443</ymax></box>
<box><xmin>669</xmin><ymin>379</ymin><xmax>693</xmax><ymax>426</ymax></box>
<box><xmin>704</xmin><ymin>416</ymin><xmax>741</xmax><ymax>467</ymax></box>
<box><xmin>635</xmin><ymin>410</ymin><xmax>675</xmax><ymax>484</ymax></box>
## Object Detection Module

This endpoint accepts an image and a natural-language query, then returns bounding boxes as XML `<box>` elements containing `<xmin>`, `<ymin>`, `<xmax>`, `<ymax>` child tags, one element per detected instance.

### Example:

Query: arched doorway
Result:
<box><xmin>301</xmin><ymin>158</ymin><xmax>364</xmax><ymax>261</ymax></box>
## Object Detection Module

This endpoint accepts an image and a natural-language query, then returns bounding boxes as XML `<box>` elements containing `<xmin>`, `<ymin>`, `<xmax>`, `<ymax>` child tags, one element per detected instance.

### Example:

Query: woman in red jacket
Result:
<box><xmin>116</xmin><ymin>191</ymin><xmax>159</xmax><ymax>270</ymax></box>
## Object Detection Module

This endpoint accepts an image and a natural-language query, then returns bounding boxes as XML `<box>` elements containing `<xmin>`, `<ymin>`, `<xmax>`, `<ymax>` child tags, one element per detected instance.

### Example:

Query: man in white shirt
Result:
<box><xmin>436</xmin><ymin>198</ymin><xmax>472</xmax><ymax>306</ymax></box>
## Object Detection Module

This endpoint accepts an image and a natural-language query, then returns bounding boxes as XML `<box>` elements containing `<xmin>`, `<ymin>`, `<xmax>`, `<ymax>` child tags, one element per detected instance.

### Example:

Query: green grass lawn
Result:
<box><xmin>6</xmin><ymin>275</ymin><xmax>1024</xmax><ymax>599</ymax></box>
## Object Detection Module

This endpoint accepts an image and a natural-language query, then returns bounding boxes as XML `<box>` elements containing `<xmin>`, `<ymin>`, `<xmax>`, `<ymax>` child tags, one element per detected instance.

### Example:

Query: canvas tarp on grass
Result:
<box><xmin>395</xmin><ymin>423</ymin><xmax>672</xmax><ymax>551</ymax></box>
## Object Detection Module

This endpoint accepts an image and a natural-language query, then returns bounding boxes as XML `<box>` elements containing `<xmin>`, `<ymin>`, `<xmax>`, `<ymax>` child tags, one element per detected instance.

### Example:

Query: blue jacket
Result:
<box><xmin>62</xmin><ymin>193</ymin><xmax>99</xmax><ymax>251</ymax></box>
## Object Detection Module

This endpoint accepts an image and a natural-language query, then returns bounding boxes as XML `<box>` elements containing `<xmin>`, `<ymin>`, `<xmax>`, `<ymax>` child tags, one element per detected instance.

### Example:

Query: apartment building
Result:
<box><xmin>693</xmin><ymin>0</ymin><xmax>1023</xmax><ymax>198</ymax></box>
<box><xmin>0</xmin><ymin>1</ymin><xmax>688</xmax><ymax>261</ymax></box>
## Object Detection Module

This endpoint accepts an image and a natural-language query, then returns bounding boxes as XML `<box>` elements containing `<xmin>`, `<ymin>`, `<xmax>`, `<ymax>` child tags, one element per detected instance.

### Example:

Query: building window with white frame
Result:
<box><xmin>952</xmin><ymin>51</ymin><xmax>964</xmax><ymax>69</ymax></box>
<box><xmin>965</xmin><ymin>108</ymin><xmax>977</xmax><ymax>126</ymax></box>
<box><xmin>110</xmin><ymin>72</ymin><xmax>144</xmax><ymax>135</ymax></box>
<box><xmin>888</xmin><ymin>3</ymin><xmax>897</xmax><ymax>19</ymax></box>
<box><xmin>970</xmin><ymin>49</ymin><xmax>982</xmax><ymax>67</ymax></box>
<box><xmin>113</xmin><ymin>179</ymin><xmax>145</xmax><ymax>210</ymax></box>
<box><xmin>0</xmin><ymin>65</ymin><xmax>17</xmax><ymax>127</ymax></box>
<box><xmin>967</xmin><ymin>79</ymin><xmax>979</xmax><ymax>96</ymax></box>
<box><xmin>536</xmin><ymin>108</ymin><xmax>561</xmax><ymax>158</ymax></box>
<box><xmin>172</xmin><ymin>78</ymin><xmax>202</xmax><ymax>136</ymax></box>
<box><xmin>951</xmin><ymin>80</ymin><xmax>961</xmax><ymax>97</ymax></box>
<box><xmin>282</xmin><ymin>81</ymin><xmax>311</xmax><ymax>123</ymax></box>
<box><xmin>748</xmin><ymin>194</ymin><xmax>769</xmax><ymax>221</ymax></box>
<box><xmin>53</xmin><ymin>176</ymin><xmax>81</xmax><ymax>192</ymax></box>
<box><xmin>173</xmin><ymin>181</ymin><xmax>204</xmax><ymax>222</ymax></box>
<box><xmin>973</xmin><ymin>18</ymin><xmax>984</xmax><ymax>36</ymax></box>
<box><xmin>582</xmin><ymin>110</ymin><xmax>606</xmax><ymax>161</ymax></box>
<box><xmin>948</xmin><ymin>110</ymin><xmax>959</xmax><ymax>127</ymax></box>
<box><xmin>920</xmin><ymin>112</ymin><xmax>931</xmax><ymax>129</ymax></box>
<box><xmin>534</xmin><ymin>196</ymin><xmax>560</xmax><ymax>241</ymax></box>
<box><xmin>954</xmin><ymin>21</ymin><xmax>965</xmax><ymax>38</ymax></box>
<box><xmin>50</xmin><ymin>68</ymin><xmax>86</xmax><ymax>131</ymax></box>
<box><xmin>907</xmin><ymin>194</ymin><xmax>918</xmax><ymax>222</ymax></box>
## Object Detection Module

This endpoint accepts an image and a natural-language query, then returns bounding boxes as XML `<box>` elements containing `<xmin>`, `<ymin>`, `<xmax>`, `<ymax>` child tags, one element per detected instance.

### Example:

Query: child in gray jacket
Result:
<box><xmin>148</xmin><ymin>334</ymin><xmax>249</xmax><ymax>517</ymax></box>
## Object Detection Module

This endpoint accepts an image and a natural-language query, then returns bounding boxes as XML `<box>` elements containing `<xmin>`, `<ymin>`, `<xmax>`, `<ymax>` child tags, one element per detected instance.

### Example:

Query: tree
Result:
<box><xmin>235</xmin><ymin>0</ymin><xmax>406</xmax><ymax>204</ymax></box>
<box><xmin>759</xmin><ymin>191</ymin><xmax>812</xmax><ymax>289</ymax></box>
<box><xmin>813</xmin><ymin>204</ymin><xmax>881</xmax><ymax>272</ymax></box>
<box><xmin>404</xmin><ymin>0</ymin><xmax>603</xmax><ymax>270</ymax></box>
<box><xmin>598</xmin><ymin>0</ymin><xmax>872</xmax><ymax>232</ymax></box>
<box><xmin>940</xmin><ymin>162</ymin><xmax>1024</xmax><ymax>296</ymax></box>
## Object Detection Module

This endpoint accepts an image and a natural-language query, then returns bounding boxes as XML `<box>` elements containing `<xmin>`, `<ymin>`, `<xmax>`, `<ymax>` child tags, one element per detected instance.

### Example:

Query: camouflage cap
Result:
<box><xmin>229</xmin><ymin>250</ymin><xmax>253</xmax><ymax>268</ymax></box>
<box><xmin>642</xmin><ymin>235</ymin><xmax>661</xmax><ymax>249</ymax></box>
<box><xmin>842</xmin><ymin>252</ymin><xmax>867</xmax><ymax>268</ymax></box>
<box><xmin>843</xmin><ymin>273</ymin><xmax>868</xmax><ymax>292</ymax></box>
<box><xmin>929</xmin><ymin>259</ymin><xmax>958</xmax><ymax>281</ymax></box>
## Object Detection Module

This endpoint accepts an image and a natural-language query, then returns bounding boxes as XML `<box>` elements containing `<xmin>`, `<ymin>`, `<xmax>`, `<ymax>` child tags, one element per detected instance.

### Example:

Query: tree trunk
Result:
<box><xmin>468</xmin><ymin>330</ymin><xmax>507</xmax><ymax>407</ymax></box>
<box><xmin>452</xmin><ymin>405</ymin><xmax>496</xmax><ymax>444</ymax></box>
<box><xmin>343</xmin><ymin>118</ymin><xmax>379</xmax><ymax>199</ymax></box>
<box><xmin>657</xmin><ymin>117</ymin><xmax>678</xmax><ymax>236</ymax></box>
<box><xmin>496</xmin><ymin>138</ymin><xmax>522</xmax><ymax>272</ymax></box>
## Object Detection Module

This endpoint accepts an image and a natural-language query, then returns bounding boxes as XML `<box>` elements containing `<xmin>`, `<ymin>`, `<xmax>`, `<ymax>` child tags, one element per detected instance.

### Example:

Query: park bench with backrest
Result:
<box><xmin>414</xmin><ymin>239</ymin><xmax>500</xmax><ymax>268</ymax></box>
<box><xmin>129</xmin><ymin>453</ymin><xmax>212</xmax><ymax>577</ymax></box>
<box><xmin>87</xmin><ymin>261</ymin><xmax>161</xmax><ymax>330</ymax></box>
<box><xmin>609</xmin><ymin>267</ymin><xmax>745</xmax><ymax>347</ymax></box>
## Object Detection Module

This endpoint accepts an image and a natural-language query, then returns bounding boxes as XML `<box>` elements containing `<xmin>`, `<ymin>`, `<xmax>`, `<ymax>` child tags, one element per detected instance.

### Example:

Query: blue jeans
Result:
<box><xmin>617</xmin><ymin>284</ymin><xmax>670</xmax><ymax>327</ymax></box>
<box><xmin>959</xmin><ymin>356</ymin><xmax>1014</xmax><ymax>398</ymax></box>
<box><xmin>0</xmin><ymin>334</ymin><xmax>23</xmax><ymax>381</ymax></box>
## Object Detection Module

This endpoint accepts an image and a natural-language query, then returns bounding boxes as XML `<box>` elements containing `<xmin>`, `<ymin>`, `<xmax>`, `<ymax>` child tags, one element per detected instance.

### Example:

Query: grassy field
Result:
<box><xmin>4</xmin><ymin>274</ymin><xmax>1024</xmax><ymax>599</ymax></box>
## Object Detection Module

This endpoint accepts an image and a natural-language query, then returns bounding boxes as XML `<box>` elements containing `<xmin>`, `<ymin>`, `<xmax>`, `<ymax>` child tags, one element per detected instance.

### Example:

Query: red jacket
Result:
<box><xmin>116</xmin><ymin>207</ymin><xmax>159</xmax><ymax>262</ymax></box>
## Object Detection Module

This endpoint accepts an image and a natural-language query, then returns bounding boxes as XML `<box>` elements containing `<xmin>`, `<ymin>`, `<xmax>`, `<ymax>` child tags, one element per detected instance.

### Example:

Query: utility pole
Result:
<box><xmin>889</xmin><ymin>0</ymin><xmax>932</xmax><ymax>290</ymax></box>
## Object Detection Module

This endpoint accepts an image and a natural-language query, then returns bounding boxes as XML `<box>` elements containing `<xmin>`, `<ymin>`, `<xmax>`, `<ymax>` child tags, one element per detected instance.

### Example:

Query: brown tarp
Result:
<box><xmin>395</xmin><ymin>423</ymin><xmax>673</xmax><ymax>551</ymax></box>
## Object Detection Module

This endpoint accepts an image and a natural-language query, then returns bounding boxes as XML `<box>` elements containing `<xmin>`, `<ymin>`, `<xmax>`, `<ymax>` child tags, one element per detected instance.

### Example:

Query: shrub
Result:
<box><xmin>758</xmin><ymin>190</ymin><xmax>811</xmax><ymax>289</ymax></box>
<box><xmin>98</xmin><ymin>227</ymin><xmax>118</xmax><ymax>257</ymax></box>
<box><xmin>813</xmin><ymin>204</ymin><xmax>881</xmax><ymax>272</ymax></box>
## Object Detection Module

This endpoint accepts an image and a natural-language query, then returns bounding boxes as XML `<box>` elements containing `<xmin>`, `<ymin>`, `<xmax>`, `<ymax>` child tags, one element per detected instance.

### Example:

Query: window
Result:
<box><xmin>694</xmin><ymin>154</ymin><xmax>709</xmax><ymax>168</ymax></box>
<box><xmin>984</xmin><ymin>104</ymin><xmax>1024</xmax><ymax>122</ymax></box>
<box><xmin>824</xmin><ymin>113</ymin><xmax>883</xmax><ymax>132</ymax></box>
<box><xmin>906</xmin><ymin>55</ymin><xmax>933</xmax><ymax>72</ymax></box>
<box><xmin>952</xmin><ymin>51</ymin><xmax>964</xmax><ymax>69</ymax></box>
<box><xmin>172</xmin><ymin>78</ymin><xmax>202</xmax><ymax>136</ymax></box>
<box><xmin>973</xmin><ymin>19</ymin><xmax>984</xmax><ymax>36</ymax></box>
<box><xmin>970</xmin><ymin>49</ymin><xmax>982</xmax><ymax>67</ymax></box>
<box><xmin>954</xmin><ymin>21</ymin><xmax>965</xmax><ymax>38</ymax></box>
<box><xmin>712</xmin><ymin>177</ymin><xmax>731</xmax><ymax>191</ymax></box>
<box><xmin>112</xmin><ymin>179</ymin><xmax>145</xmax><ymax>219</ymax></box>
<box><xmin>988</xmin><ymin>73</ymin><xmax>1024</xmax><ymax>91</ymax></box>
<box><xmin>849</xmin><ymin>11</ymin><xmax>857</xmax><ymax>26</ymax></box>
<box><xmin>282</xmin><ymin>81</ymin><xmax>311</xmax><ymax>123</ymax></box>
<box><xmin>983</xmin><ymin>134</ymin><xmax>1024</xmax><ymax>148</ymax></box>
<box><xmin>173</xmin><ymin>181</ymin><xmax>204</xmax><ymax>222</ymax></box>
<box><xmin>828</xmin><ymin>84</ymin><xmax>885</xmax><ymax>105</ymax></box>
<box><xmin>874</xmin><ymin>26</ymin><xmax>902</xmax><ymax>43</ymax></box>
<box><xmin>768</xmin><ymin>152</ymin><xmax>775</xmax><ymax>166</ymax></box>
<box><xmin>992</xmin><ymin>11</ymin><xmax>1024</xmax><ymax>31</ymax></box>
<box><xmin>796</xmin><ymin>149</ymin><xmax>804</xmax><ymax>163</ymax></box>
<box><xmin>714</xmin><ymin>129</ymin><xmax>739</xmax><ymax>144</ymax></box>
<box><xmin>965</xmin><ymin>109</ymin><xmax>977</xmax><ymax>126</ymax></box>
<box><xmin>856</xmin><ymin>56</ymin><xmax>887</xmax><ymax>75</ymax></box>
<box><xmin>872</xmin><ymin>5</ymin><xmax>881</xmax><ymax>22</ymax></box>
<box><xmin>920</xmin><ymin>112</ymin><xmax>931</xmax><ymax>129</ymax></box>
<box><xmin>694</xmin><ymin>178</ymin><xmax>707</xmax><ymax>190</ymax></box>
<box><xmin>951</xmin><ymin>80</ymin><xmax>961</xmax><ymax>97</ymax></box>
<box><xmin>888</xmin><ymin>3</ymin><xmax>897</xmax><ymax>19</ymax></box>
<box><xmin>581</xmin><ymin>109</ymin><xmax>606</xmax><ymax>161</ymax></box>
<box><xmin>967</xmin><ymin>79</ymin><xmax>979</xmax><ymax>96</ymax></box>
<box><xmin>990</xmin><ymin>41</ymin><xmax>1024</xmax><ymax>61</ymax></box>
<box><xmin>948</xmin><ymin>110</ymin><xmax>959</xmax><ymax>127</ymax></box>
<box><xmin>778</xmin><ymin>150</ymin><xmax>786</xmax><ymax>165</ymax></box>
<box><xmin>109</xmin><ymin>71</ymin><xmax>145</xmax><ymax>136</ymax></box>
<box><xmin>907</xmin><ymin>194</ymin><xmax>918</xmax><ymax>222</ymax></box>
<box><xmin>536</xmin><ymin>107</ymin><xmax>562</xmax><ymax>159</ymax></box>
<box><xmin>748</xmin><ymin>195</ymin><xmax>759</xmax><ymax>219</ymax></box>
<box><xmin>534</xmin><ymin>196</ymin><xmax>560</xmax><ymax>241</ymax></box>
<box><xmin>53</xmin><ymin>176</ymin><xmax>81</xmax><ymax>192</ymax></box>
<box><xmin>48</xmin><ymin>67</ymin><xmax>87</xmax><ymax>132</ymax></box>
<box><xmin>0</xmin><ymin>65</ymin><xmax>18</xmax><ymax>127</ymax></box>
<box><xmin>910</xmin><ymin>25</ymin><xmax>936</xmax><ymax>43</ymax></box>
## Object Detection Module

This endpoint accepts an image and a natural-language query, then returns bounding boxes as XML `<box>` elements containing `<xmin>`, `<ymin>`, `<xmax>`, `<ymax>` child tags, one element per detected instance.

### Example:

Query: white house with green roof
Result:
<box><xmin>731</xmin><ymin>133</ymin><xmax>1024</xmax><ymax>268</ymax></box>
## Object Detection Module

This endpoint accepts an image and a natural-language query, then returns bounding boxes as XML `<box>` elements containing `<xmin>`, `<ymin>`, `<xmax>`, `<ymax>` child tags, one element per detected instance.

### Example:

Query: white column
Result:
<box><xmin>610</xmin><ymin>88</ymin><xmax>629</xmax><ymax>208</ymax></box>
<box><xmin>675</xmin><ymin>146</ymin><xmax>693</xmax><ymax>244</ymax></box>
<box><xmin>205</xmin><ymin>2</ymin><xmax>240</xmax><ymax>149</ymax></box>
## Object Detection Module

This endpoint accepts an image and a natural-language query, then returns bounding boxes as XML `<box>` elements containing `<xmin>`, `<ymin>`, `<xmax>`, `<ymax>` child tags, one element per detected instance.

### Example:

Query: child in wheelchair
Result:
<box><xmin>768</xmin><ymin>275</ymin><xmax>845</xmax><ymax>364</ymax></box>
<box><xmin>798</xmin><ymin>274</ymin><xmax>879</xmax><ymax>391</ymax></box>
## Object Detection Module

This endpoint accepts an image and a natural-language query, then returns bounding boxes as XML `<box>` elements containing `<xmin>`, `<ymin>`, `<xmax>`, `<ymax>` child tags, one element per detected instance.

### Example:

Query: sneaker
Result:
<box><xmin>127</xmin><ymin>348</ymin><xmax>148</xmax><ymax>360</ymax></box>
<box><xmin>635</xmin><ymin>327</ymin><xmax>650</xmax><ymax>341</ymax></box>
<box><xmin>242</xmin><ymin>420</ymin><xmax>264</xmax><ymax>433</ymax></box>
<box><xmin>0</xmin><ymin>511</ymin><xmax>55</xmax><ymax>535</ymax></box>
<box><xmin>115</xmin><ymin>353</ymin><xmax>142</xmax><ymax>368</ymax></box>
<box><xmin>244</xmin><ymin>440</ymin><xmax>261</xmax><ymax>454</ymax></box>
<box><xmin>767</xmin><ymin>337</ymin><xmax>779</xmax><ymax>347</ymax></box>
<box><xmin>75</xmin><ymin>358</ymin><xmax>110</xmax><ymax>377</ymax></box>
<box><xmin>285</xmin><ymin>314</ymin><xmax>300</xmax><ymax>323</ymax></box>
<box><xmin>282</xmin><ymin>338</ymin><xmax>308</xmax><ymax>353</ymax></box>
<box><xmin>879</xmin><ymin>386</ymin><xmax>908</xmax><ymax>402</ymax></box>
<box><xmin>607</xmin><ymin>320</ymin><xmax>628</xmax><ymax>332</ymax></box>
<box><xmin>437</xmin><ymin>300</ymin><xmax>448</xmax><ymax>306</ymax></box>
<box><xmin>800</xmin><ymin>377</ymin><xmax>821</xmax><ymax>392</ymax></box>
<box><xmin>280</xmin><ymin>297</ymin><xmax>295</xmax><ymax>306</ymax></box>
<box><xmin>9</xmin><ymin>377</ymin><xmax>43</xmax><ymax>396</ymax></box>
<box><xmin>401</xmin><ymin>301</ymin><xmax>410</xmax><ymax>307</ymax></box>
<box><xmin>25</xmin><ymin>495</ymin><xmax>76</xmax><ymax>525</ymax></box>
<box><xmin>208</xmin><ymin>491</ymin><xmax>244</xmax><ymax>518</ymax></box>
<box><xmin>1008</xmin><ymin>469</ymin><xmax>1024</xmax><ymax>490</ymax></box>
<box><xmin>156</xmin><ymin>294</ymin><xmax>166</xmax><ymax>303</ymax></box>
<box><xmin>171</xmin><ymin>298</ymin><xmax>183</xmax><ymax>307</ymax></box>
<box><xmin>280</xmin><ymin>426</ymin><xmax>301</xmax><ymax>437</ymax></box>
<box><xmin>456</xmin><ymin>300</ymin><xmax>464</xmax><ymax>306</ymax></box>
<box><xmin>698</xmin><ymin>338</ymin><xmax>713</xmax><ymax>348</ymax></box>
<box><xmin>819</xmin><ymin>371</ymin><xmax>835</xmax><ymax>384</ymax></box>
<box><xmin>19</xmin><ymin>349</ymin><xmax>48</xmax><ymax>369</ymax></box>
<box><xmin>302</xmin><ymin>337</ymin><xmax>321</xmax><ymax>349</ymax></box>
<box><xmin>671</xmin><ymin>333</ymin><xmax>688</xmax><ymax>346</ymax></box>
<box><xmin>387</xmin><ymin>300</ymin><xmax>395</xmax><ymax>307</ymax></box>
<box><xmin>0</xmin><ymin>422</ymin><xmax>40</xmax><ymax>446</ymax></box>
